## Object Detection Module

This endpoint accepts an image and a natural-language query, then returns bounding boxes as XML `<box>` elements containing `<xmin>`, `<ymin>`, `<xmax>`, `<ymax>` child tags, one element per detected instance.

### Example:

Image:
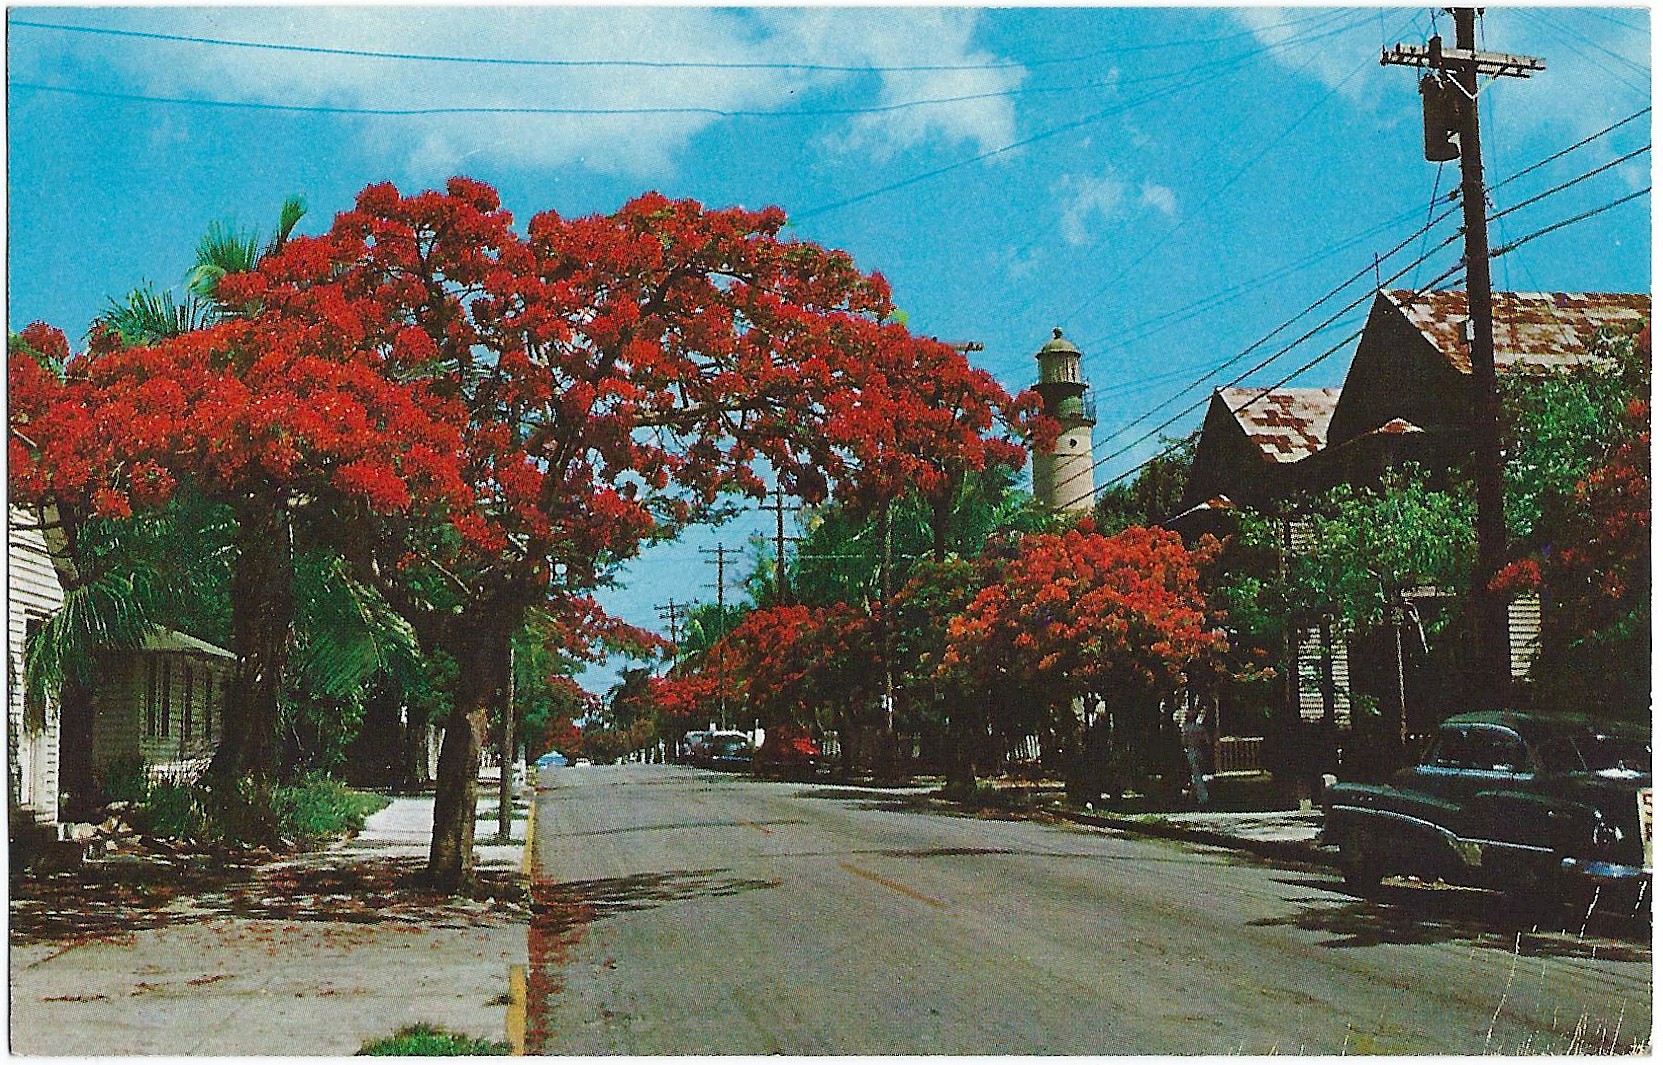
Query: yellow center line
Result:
<box><xmin>838</xmin><ymin>862</ymin><xmax>948</xmax><ymax>909</ymax></box>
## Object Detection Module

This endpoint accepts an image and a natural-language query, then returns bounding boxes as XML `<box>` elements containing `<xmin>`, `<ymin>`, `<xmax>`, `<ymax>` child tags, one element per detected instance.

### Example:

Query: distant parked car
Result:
<box><xmin>755</xmin><ymin>725</ymin><xmax>820</xmax><ymax>780</ymax></box>
<box><xmin>680</xmin><ymin>731</ymin><xmax>713</xmax><ymax>764</ymax></box>
<box><xmin>574</xmin><ymin>757</ymin><xmax>594</xmax><ymax>767</ymax></box>
<box><xmin>706</xmin><ymin>734</ymin><xmax>753</xmax><ymax>771</ymax></box>
<box><xmin>536</xmin><ymin>751</ymin><xmax>569</xmax><ymax>769</ymax></box>
<box><xmin>1323</xmin><ymin>711</ymin><xmax>1651</xmax><ymax>915</ymax></box>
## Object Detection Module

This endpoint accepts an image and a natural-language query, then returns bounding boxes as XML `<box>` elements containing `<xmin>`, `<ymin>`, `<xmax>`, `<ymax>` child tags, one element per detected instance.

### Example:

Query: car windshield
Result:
<box><xmin>1537</xmin><ymin>732</ymin><xmax>1651</xmax><ymax>774</ymax></box>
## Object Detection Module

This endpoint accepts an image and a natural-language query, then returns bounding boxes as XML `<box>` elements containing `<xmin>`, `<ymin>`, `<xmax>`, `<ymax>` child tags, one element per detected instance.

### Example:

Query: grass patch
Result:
<box><xmin>273</xmin><ymin>774</ymin><xmax>391</xmax><ymax>841</ymax></box>
<box><xmin>130</xmin><ymin>773</ymin><xmax>390</xmax><ymax>848</ymax></box>
<box><xmin>358</xmin><ymin>1023</ymin><xmax>509</xmax><ymax>1056</ymax></box>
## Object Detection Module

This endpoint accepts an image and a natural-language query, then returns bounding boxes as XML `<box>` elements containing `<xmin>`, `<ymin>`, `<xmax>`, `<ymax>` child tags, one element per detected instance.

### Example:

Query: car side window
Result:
<box><xmin>1464</xmin><ymin>725</ymin><xmax>1527</xmax><ymax>772</ymax></box>
<box><xmin>1427</xmin><ymin>728</ymin><xmax>1470</xmax><ymax>768</ymax></box>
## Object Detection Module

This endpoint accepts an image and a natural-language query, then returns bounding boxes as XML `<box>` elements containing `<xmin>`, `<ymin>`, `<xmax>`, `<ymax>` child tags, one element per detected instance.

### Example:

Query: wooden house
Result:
<box><xmin>1171</xmin><ymin>289</ymin><xmax>1647</xmax><ymax>772</ymax></box>
<box><xmin>8</xmin><ymin>511</ymin><xmax>65</xmax><ymax>825</ymax></box>
<box><xmin>90</xmin><ymin>630</ymin><xmax>235</xmax><ymax>784</ymax></box>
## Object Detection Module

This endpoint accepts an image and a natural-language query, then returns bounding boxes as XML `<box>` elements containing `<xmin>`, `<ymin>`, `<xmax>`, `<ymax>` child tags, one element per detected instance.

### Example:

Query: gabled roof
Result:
<box><xmin>140</xmin><ymin>630</ymin><xmax>236</xmax><ymax>660</ymax></box>
<box><xmin>1383</xmin><ymin>289</ymin><xmax>1650</xmax><ymax>374</ymax></box>
<box><xmin>1215</xmin><ymin>386</ymin><xmax>1341</xmax><ymax>464</ymax></box>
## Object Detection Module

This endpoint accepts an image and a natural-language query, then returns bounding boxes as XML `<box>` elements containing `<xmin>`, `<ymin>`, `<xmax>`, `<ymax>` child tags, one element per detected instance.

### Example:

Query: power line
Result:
<box><xmin>1068</xmin><ymin>178</ymin><xmax>1654</xmax><ymax>509</ymax></box>
<box><xmin>10</xmin><ymin>76</ymin><xmax>1123</xmax><ymax>121</ymax></box>
<box><xmin>1076</xmin><ymin>106</ymin><xmax>1648</xmax><ymax>380</ymax></box>
<box><xmin>1493</xmin><ymin>107</ymin><xmax>1652</xmax><ymax>201</ymax></box>
<box><xmin>1490</xmin><ymin>185</ymin><xmax>1651</xmax><ymax>258</ymax></box>
<box><xmin>1047</xmin><ymin>36</ymin><xmax>1390</xmax><ymax>334</ymax></box>
<box><xmin>793</xmin><ymin>10</ymin><xmax>1374</xmax><ymax>221</ymax></box>
<box><xmin>1071</xmin><ymin>111</ymin><xmax>1649</xmax><ymax>442</ymax></box>
<box><xmin>8</xmin><ymin>10</ymin><xmax>1339</xmax><ymax>74</ymax></box>
<box><xmin>1048</xmin><ymin>240</ymin><xmax>1459</xmax><ymax>508</ymax></box>
<box><xmin>1487</xmin><ymin>144</ymin><xmax>1650</xmax><ymax>224</ymax></box>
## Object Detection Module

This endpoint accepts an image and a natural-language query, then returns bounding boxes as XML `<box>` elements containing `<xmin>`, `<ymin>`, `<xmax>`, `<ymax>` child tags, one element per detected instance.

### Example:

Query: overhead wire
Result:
<box><xmin>11</xmin><ymin>76</ymin><xmax>1129</xmax><ymax>121</ymax></box>
<box><xmin>1064</xmin><ymin>175</ymin><xmax>1653</xmax><ymax>509</ymax></box>
<box><xmin>8</xmin><ymin>9</ymin><xmax>1340</xmax><ymax>74</ymax></box>
<box><xmin>1067</xmin><ymin>107</ymin><xmax>1650</xmax><ymax>465</ymax></box>
<box><xmin>794</xmin><ymin>8</ymin><xmax>1372</xmax><ymax>221</ymax></box>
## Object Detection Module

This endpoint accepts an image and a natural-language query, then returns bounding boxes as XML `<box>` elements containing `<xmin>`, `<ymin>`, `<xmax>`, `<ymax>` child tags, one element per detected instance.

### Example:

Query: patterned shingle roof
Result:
<box><xmin>1384</xmin><ymin>289</ymin><xmax>1650</xmax><ymax>373</ymax></box>
<box><xmin>1217</xmin><ymin>386</ymin><xmax>1341</xmax><ymax>464</ymax></box>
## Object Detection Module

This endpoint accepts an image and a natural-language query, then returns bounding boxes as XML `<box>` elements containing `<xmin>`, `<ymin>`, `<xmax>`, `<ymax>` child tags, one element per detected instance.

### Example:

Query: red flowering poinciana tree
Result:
<box><xmin>943</xmin><ymin>525</ymin><xmax>1226</xmax><ymax>798</ymax></box>
<box><xmin>710</xmin><ymin>602</ymin><xmax>882</xmax><ymax>775</ymax></box>
<box><xmin>230</xmin><ymin>178</ymin><xmax>1023</xmax><ymax>888</ymax></box>
<box><xmin>9</xmin><ymin>315</ymin><xmax>468</xmax><ymax>783</ymax></box>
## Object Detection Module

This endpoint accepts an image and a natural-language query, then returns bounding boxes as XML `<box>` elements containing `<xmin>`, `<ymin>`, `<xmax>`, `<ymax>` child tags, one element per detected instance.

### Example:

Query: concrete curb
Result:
<box><xmin>1048</xmin><ymin>808</ymin><xmax>1337</xmax><ymax>868</ymax></box>
<box><xmin>509</xmin><ymin>783</ymin><xmax>535</xmax><ymax>1054</ymax></box>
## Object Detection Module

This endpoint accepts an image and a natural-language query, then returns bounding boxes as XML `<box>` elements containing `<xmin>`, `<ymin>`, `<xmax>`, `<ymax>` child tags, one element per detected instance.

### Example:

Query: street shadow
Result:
<box><xmin>1252</xmin><ymin>874</ymin><xmax>1651</xmax><ymax>961</ymax></box>
<box><xmin>530</xmin><ymin>869</ymin><xmax>779</xmax><ymax>936</ymax></box>
<box><xmin>548</xmin><ymin>818</ymin><xmax>805</xmax><ymax>839</ymax></box>
<box><xmin>9</xmin><ymin>853</ymin><xmax>528</xmax><ymax>945</ymax></box>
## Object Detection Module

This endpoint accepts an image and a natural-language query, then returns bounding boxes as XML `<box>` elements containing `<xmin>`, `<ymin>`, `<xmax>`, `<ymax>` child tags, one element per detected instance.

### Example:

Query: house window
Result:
<box><xmin>203</xmin><ymin>671</ymin><xmax>214</xmax><ymax>741</ymax></box>
<box><xmin>182</xmin><ymin>664</ymin><xmax>194</xmax><ymax>744</ymax></box>
<box><xmin>159</xmin><ymin>659</ymin><xmax>171</xmax><ymax>739</ymax></box>
<box><xmin>22</xmin><ymin>618</ymin><xmax>46</xmax><ymax>732</ymax></box>
<box><xmin>146</xmin><ymin>660</ymin><xmax>161</xmax><ymax>737</ymax></box>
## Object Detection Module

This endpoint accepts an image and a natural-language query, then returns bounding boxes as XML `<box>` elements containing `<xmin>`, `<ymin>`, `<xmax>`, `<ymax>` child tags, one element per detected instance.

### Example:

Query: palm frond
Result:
<box><xmin>187</xmin><ymin>222</ymin><xmax>261</xmax><ymax>300</ymax></box>
<box><xmin>265</xmin><ymin>194</ymin><xmax>308</xmax><ymax>258</ymax></box>
<box><xmin>291</xmin><ymin>551</ymin><xmax>422</xmax><ymax>701</ymax></box>
<box><xmin>93</xmin><ymin>284</ymin><xmax>216</xmax><ymax>346</ymax></box>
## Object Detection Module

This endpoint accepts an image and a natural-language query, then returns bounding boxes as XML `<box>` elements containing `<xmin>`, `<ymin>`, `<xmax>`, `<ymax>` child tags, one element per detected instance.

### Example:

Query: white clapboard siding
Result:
<box><xmin>1296</xmin><ymin>627</ymin><xmax>1351</xmax><ymax>728</ymax></box>
<box><xmin>8</xmin><ymin>512</ymin><xmax>66</xmax><ymax>823</ymax></box>
<box><xmin>1508</xmin><ymin>593</ymin><xmax>1542</xmax><ymax>680</ymax></box>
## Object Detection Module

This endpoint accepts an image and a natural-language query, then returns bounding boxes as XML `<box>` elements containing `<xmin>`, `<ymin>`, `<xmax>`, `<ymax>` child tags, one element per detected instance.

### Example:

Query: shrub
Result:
<box><xmin>271</xmin><ymin>773</ymin><xmax>391</xmax><ymax>841</ymax></box>
<box><xmin>357</xmin><ymin>1023</ymin><xmax>508</xmax><ymax>1056</ymax></box>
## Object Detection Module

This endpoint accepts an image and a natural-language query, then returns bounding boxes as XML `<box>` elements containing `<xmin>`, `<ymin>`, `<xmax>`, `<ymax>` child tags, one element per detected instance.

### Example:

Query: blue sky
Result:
<box><xmin>7</xmin><ymin>6</ymin><xmax>1651</xmax><ymax>698</ymax></box>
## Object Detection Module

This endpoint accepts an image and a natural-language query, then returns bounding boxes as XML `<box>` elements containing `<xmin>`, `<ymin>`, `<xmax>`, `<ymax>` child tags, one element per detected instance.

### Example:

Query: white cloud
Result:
<box><xmin>1054</xmin><ymin>166</ymin><xmax>1177</xmax><ymax>246</ymax></box>
<box><xmin>1139</xmin><ymin>182</ymin><xmax>1178</xmax><ymax>218</ymax></box>
<box><xmin>775</xmin><ymin>9</ymin><xmax>1023</xmax><ymax>161</ymax></box>
<box><xmin>20</xmin><ymin>8</ymin><xmax>1026</xmax><ymax>180</ymax></box>
<box><xmin>1056</xmin><ymin>169</ymin><xmax>1128</xmax><ymax>246</ymax></box>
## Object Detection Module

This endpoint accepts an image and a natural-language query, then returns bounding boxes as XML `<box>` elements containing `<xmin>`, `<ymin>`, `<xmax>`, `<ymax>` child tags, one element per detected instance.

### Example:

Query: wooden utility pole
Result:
<box><xmin>497</xmin><ymin>643</ymin><xmax>515</xmax><ymax>843</ymax></box>
<box><xmin>1382</xmin><ymin>9</ymin><xmax>1543</xmax><ymax>710</ymax></box>
<box><xmin>700</xmin><ymin>545</ymin><xmax>733</xmax><ymax>728</ymax></box>
<box><xmin>654</xmin><ymin>599</ymin><xmax>685</xmax><ymax>668</ymax></box>
<box><xmin>757</xmin><ymin>487</ymin><xmax>801</xmax><ymax>604</ymax></box>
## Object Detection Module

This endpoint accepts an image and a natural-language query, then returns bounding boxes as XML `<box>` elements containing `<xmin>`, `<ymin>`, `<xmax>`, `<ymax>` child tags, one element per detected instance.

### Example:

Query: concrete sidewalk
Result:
<box><xmin>10</xmin><ymin>793</ymin><xmax>529</xmax><ymax>1056</ymax></box>
<box><xmin>1054</xmin><ymin>806</ymin><xmax>1330</xmax><ymax>866</ymax></box>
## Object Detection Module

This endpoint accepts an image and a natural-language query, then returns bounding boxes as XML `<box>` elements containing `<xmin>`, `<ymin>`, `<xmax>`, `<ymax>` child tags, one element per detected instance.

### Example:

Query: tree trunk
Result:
<box><xmin>427</xmin><ymin>622</ymin><xmax>510</xmax><ymax>893</ymax></box>
<box><xmin>210</xmin><ymin>492</ymin><xmax>293</xmax><ymax>785</ymax></box>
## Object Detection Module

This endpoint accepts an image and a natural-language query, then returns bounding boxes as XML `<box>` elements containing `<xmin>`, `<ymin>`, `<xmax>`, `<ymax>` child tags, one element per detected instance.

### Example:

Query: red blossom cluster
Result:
<box><xmin>943</xmin><ymin>526</ymin><xmax>1226</xmax><ymax>699</ymax></box>
<box><xmin>8</xmin><ymin>315</ymin><xmax>468</xmax><ymax>522</ymax></box>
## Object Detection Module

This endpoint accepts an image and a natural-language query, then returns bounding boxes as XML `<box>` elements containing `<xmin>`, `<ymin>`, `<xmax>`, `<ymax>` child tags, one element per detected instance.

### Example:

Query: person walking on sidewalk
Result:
<box><xmin>1180</xmin><ymin>699</ymin><xmax>1212</xmax><ymax>807</ymax></box>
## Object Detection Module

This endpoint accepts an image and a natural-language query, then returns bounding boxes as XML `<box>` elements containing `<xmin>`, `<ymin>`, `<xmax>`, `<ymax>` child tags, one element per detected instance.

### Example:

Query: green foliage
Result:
<box><xmin>24</xmin><ymin>492</ymin><xmax>234</xmax><ymax>700</ymax></box>
<box><xmin>1501</xmin><ymin>344</ymin><xmax>1637</xmax><ymax>540</ymax></box>
<box><xmin>1094</xmin><ymin>435</ymin><xmax>1194</xmax><ymax>535</ymax></box>
<box><xmin>271</xmin><ymin>773</ymin><xmax>390</xmax><ymax>840</ymax></box>
<box><xmin>123</xmin><ymin>772</ymin><xmax>387</xmax><ymax>846</ymax></box>
<box><xmin>94</xmin><ymin>284</ymin><xmax>215</xmax><ymax>346</ymax></box>
<box><xmin>357</xmin><ymin>1023</ymin><xmax>509</xmax><ymax>1056</ymax></box>
<box><xmin>96</xmin><ymin>756</ymin><xmax>152</xmax><ymax>806</ymax></box>
<box><xmin>1226</xmin><ymin>467</ymin><xmax>1474</xmax><ymax>641</ymax></box>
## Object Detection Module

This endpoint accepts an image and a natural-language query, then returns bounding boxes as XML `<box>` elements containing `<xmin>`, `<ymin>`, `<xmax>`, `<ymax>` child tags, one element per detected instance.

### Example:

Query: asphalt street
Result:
<box><xmin>527</xmin><ymin>763</ymin><xmax>1650</xmax><ymax>1055</ymax></box>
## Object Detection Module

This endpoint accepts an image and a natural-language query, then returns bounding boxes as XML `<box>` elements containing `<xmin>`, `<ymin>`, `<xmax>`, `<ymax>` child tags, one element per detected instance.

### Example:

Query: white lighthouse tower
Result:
<box><xmin>1031</xmin><ymin>328</ymin><xmax>1096</xmax><ymax>512</ymax></box>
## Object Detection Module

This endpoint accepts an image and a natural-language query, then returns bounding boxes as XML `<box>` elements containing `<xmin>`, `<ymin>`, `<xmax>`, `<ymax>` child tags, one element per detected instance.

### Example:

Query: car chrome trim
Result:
<box><xmin>1561</xmin><ymin>856</ymin><xmax>1652</xmax><ymax>882</ymax></box>
<box><xmin>1329</xmin><ymin>805</ymin><xmax>1554</xmax><ymax>856</ymax></box>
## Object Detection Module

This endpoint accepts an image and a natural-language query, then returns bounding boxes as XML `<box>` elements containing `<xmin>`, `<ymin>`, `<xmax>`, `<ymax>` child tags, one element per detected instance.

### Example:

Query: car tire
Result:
<box><xmin>1338</xmin><ymin>834</ymin><xmax>1384</xmax><ymax>895</ymax></box>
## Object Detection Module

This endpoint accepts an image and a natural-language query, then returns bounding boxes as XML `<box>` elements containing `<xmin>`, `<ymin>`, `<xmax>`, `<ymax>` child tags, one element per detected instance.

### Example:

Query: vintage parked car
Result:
<box><xmin>706</xmin><ymin>733</ymin><xmax>754</xmax><ymax>772</ymax></box>
<box><xmin>1323</xmin><ymin>711</ymin><xmax>1651</xmax><ymax>914</ymax></box>
<box><xmin>754</xmin><ymin>725</ymin><xmax>820</xmax><ymax>780</ymax></box>
<box><xmin>536</xmin><ymin>751</ymin><xmax>569</xmax><ymax>769</ymax></box>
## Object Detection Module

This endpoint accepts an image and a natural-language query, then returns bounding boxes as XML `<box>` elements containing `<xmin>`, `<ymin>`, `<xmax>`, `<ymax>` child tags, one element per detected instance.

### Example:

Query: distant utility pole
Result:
<box><xmin>758</xmin><ymin>487</ymin><xmax>802</xmax><ymax>604</ymax></box>
<box><xmin>654</xmin><ymin>599</ymin><xmax>685</xmax><ymax>669</ymax></box>
<box><xmin>700</xmin><ymin>544</ymin><xmax>734</xmax><ymax>728</ymax></box>
<box><xmin>1382</xmin><ymin>9</ymin><xmax>1543</xmax><ymax>711</ymax></box>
